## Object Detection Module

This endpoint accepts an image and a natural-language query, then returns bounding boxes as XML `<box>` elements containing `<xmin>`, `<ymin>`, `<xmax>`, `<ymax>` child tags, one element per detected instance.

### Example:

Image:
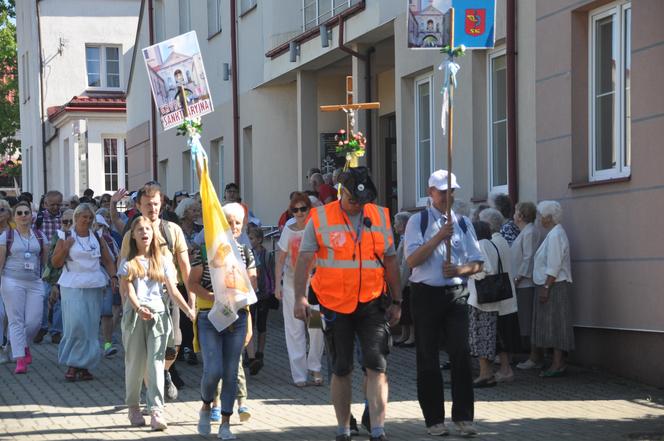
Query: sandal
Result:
<box><xmin>311</xmin><ymin>371</ymin><xmax>323</xmax><ymax>386</ymax></box>
<box><xmin>78</xmin><ymin>368</ymin><xmax>94</xmax><ymax>381</ymax></box>
<box><xmin>65</xmin><ymin>367</ymin><xmax>77</xmax><ymax>382</ymax></box>
<box><xmin>473</xmin><ymin>376</ymin><xmax>497</xmax><ymax>388</ymax></box>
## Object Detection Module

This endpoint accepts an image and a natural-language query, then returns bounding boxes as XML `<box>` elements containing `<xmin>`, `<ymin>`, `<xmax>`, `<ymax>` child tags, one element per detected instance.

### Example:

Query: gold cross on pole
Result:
<box><xmin>320</xmin><ymin>76</ymin><xmax>380</xmax><ymax>135</ymax></box>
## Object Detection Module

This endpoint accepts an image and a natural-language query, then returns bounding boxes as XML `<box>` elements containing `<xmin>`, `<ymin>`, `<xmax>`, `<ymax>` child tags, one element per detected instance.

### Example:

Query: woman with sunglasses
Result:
<box><xmin>0</xmin><ymin>202</ymin><xmax>48</xmax><ymax>374</ymax></box>
<box><xmin>0</xmin><ymin>199</ymin><xmax>14</xmax><ymax>364</ymax></box>
<box><xmin>51</xmin><ymin>203</ymin><xmax>117</xmax><ymax>381</ymax></box>
<box><xmin>274</xmin><ymin>192</ymin><xmax>325</xmax><ymax>386</ymax></box>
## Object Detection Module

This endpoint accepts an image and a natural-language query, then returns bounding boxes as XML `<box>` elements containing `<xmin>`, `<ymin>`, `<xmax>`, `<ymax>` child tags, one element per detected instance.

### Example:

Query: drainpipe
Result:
<box><xmin>230</xmin><ymin>0</ymin><xmax>240</xmax><ymax>183</ymax></box>
<box><xmin>337</xmin><ymin>16</ymin><xmax>374</xmax><ymax>167</ymax></box>
<box><xmin>506</xmin><ymin>0</ymin><xmax>518</xmax><ymax>204</ymax></box>
<box><xmin>148</xmin><ymin>0</ymin><xmax>158</xmax><ymax>181</ymax></box>
<box><xmin>36</xmin><ymin>0</ymin><xmax>47</xmax><ymax>193</ymax></box>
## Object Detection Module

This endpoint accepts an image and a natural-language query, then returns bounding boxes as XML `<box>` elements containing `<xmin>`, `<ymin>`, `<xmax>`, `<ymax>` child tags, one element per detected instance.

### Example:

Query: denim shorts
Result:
<box><xmin>101</xmin><ymin>286</ymin><xmax>121</xmax><ymax>317</ymax></box>
<box><xmin>320</xmin><ymin>296</ymin><xmax>391</xmax><ymax>376</ymax></box>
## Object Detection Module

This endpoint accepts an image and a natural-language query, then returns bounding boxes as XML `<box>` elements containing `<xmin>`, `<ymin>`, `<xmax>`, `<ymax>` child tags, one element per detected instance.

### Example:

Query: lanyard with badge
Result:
<box><xmin>16</xmin><ymin>230</ymin><xmax>36</xmax><ymax>271</ymax></box>
<box><xmin>76</xmin><ymin>232</ymin><xmax>101</xmax><ymax>258</ymax></box>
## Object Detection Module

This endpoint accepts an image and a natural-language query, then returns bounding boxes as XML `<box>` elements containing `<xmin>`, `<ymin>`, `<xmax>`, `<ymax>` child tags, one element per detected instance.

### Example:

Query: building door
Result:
<box><xmin>382</xmin><ymin>114</ymin><xmax>397</xmax><ymax>215</ymax></box>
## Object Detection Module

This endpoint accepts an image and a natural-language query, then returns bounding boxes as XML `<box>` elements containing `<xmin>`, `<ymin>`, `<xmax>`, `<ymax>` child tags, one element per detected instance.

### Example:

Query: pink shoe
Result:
<box><xmin>24</xmin><ymin>347</ymin><xmax>32</xmax><ymax>364</ymax></box>
<box><xmin>15</xmin><ymin>357</ymin><xmax>28</xmax><ymax>374</ymax></box>
<box><xmin>128</xmin><ymin>406</ymin><xmax>146</xmax><ymax>427</ymax></box>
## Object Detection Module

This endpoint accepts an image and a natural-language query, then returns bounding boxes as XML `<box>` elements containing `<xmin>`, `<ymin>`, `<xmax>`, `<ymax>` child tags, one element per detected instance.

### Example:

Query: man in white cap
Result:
<box><xmin>404</xmin><ymin>169</ymin><xmax>484</xmax><ymax>437</ymax></box>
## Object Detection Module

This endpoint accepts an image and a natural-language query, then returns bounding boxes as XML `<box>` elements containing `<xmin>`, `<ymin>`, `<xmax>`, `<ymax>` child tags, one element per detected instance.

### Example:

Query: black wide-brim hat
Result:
<box><xmin>341</xmin><ymin>166</ymin><xmax>377</xmax><ymax>204</ymax></box>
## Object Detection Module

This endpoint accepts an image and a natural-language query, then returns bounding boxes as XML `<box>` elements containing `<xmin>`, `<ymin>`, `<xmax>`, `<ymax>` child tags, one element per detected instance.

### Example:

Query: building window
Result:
<box><xmin>208</xmin><ymin>0</ymin><xmax>223</xmax><ymax>36</ymax></box>
<box><xmin>86</xmin><ymin>45</ymin><xmax>121</xmax><ymax>89</ymax></box>
<box><xmin>104</xmin><ymin>139</ymin><xmax>119</xmax><ymax>191</ymax></box>
<box><xmin>302</xmin><ymin>0</ymin><xmax>360</xmax><ymax>31</ymax></box>
<box><xmin>488</xmin><ymin>50</ymin><xmax>507</xmax><ymax>193</ymax></box>
<box><xmin>103</xmin><ymin>138</ymin><xmax>127</xmax><ymax>192</ymax></box>
<box><xmin>589</xmin><ymin>2</ymin><xmax>631</xmax><ymax>180</ymax></box>
<box><xmin>415</xmin><ymin>74</ymin><xmax>434</xmax><ymax>204</ymax></box>
<box><xmin>240</xmin><ymin>0</ymin><xmax>257</xmax><ymax>16</ymax></box>
<box><xmin>179</xmin><ymin>0</ymin><xmax>192</xmax><ymax>34</ymax></box>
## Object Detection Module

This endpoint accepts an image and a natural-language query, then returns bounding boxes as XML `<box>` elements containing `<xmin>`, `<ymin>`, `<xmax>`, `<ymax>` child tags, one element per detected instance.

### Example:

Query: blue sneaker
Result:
<box><xmin>210</xmin><ymin>406</ymin><xmax>221</xmax><ymax>422</ymax></box>
<box><xmin>197</xmin><ymin>409</ymin><xmax>211</xmax><ymax>435</ymax></box>
<box><xmin>238</xmin><ymin>406</ymin><xmax>251</xmax><ymax>423</ymax></box>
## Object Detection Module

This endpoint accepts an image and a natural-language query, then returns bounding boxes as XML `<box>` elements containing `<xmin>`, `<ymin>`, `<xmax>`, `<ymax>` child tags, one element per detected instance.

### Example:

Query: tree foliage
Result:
<box><xmin>0</xmin><ymin>0</ymin><xmax>19</xmax><ymax>157</ymax></box>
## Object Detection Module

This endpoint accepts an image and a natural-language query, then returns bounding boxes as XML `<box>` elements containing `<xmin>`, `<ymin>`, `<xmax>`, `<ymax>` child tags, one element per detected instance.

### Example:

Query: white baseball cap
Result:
<box><xmin>428</xmin><ymin>169</ymin><xmax>460</xmax><ymax>191</ymax></box>
<box><xmin>95</xmin><ymin>214</ymin><xmax>110</xmax><ymax>228</ymax></box>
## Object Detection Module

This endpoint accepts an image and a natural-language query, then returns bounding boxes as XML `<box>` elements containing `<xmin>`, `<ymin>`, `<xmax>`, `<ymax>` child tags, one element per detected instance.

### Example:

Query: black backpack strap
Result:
<box><xmin>6</xmin><ymin>228</ymin><xmax>13</xmax><ymax>257</ymax></box>
<box><xmin>419</xmin><ymin>209</ymin><xmax>428</xmax><ymax>239</ymax></box>
<box><xmin>160</xmin><ymin>220</ymin><xmax>175</xmax><ymax>254</ymax></box>
<box><xmin>458</xmin><ymin>216</ymin><xmax>468</xmax><ymax>234</ymax></box>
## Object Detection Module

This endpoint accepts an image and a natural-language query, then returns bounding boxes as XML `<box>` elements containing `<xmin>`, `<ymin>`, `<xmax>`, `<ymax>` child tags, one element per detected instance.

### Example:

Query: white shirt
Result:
<box><xmin>277</xmin><ymin>224</ymin><xmax>305</xmax><ymax>285</ymax></box>
<box><xmin>510</xmin><ymin>223</ymin><xmax>541</xmax><ymax>288</ymax></box>
<box><xmin>404</xmin><ymin>207</ymin><xmax>484</xmax><ymax>287</ymax></box>
<box><xmin>57</xmin><ymin>230</ymin><xmax>108</xmax><ymax>288</ymax></box>
<box><xmin>533</xmin><ymin>224</ymin><xmax>572</xmax><ymax>285</ymax></box>
<box><xmin>468</xmin><ymin>234</ymin><xmax>517</xmax><ymax>315</ymax></box>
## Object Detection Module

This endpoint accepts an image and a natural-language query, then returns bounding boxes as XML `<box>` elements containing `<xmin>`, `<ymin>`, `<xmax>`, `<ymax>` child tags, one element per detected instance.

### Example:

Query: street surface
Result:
<box><xmin>1</xmin><ymin>312</ymin><xmax>664</xmax><ymax>440</ymax></box>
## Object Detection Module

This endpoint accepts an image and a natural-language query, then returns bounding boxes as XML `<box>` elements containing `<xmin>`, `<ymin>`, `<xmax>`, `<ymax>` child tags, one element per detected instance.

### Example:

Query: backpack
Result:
<box><xmin>41</xmin><ymin>230</ymin><xmax>71</xmax><ymax>285</ymax></box>
<box><xmin>419</xmin><ymin>209</ymin><xmax>468</xmax><ymax>239</ymax></box>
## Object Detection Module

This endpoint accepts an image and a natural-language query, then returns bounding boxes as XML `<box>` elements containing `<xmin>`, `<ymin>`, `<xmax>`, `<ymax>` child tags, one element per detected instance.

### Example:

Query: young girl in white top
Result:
<box><xmin>118</xmin><ymin>216</ymin><xmax>195</xmax><ymax>431</ymax></box>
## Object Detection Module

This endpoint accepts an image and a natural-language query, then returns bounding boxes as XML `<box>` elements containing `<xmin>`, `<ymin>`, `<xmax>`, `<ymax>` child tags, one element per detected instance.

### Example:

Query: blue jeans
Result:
<box><xmin>198</xmin><ymin>310</ymin><xmax>247</xmax><ymax>416</ymax></box>
<box><xmin>40</xmin><ymin>283</ymin><xmax>62</xmax><ymax>335</ymax></box>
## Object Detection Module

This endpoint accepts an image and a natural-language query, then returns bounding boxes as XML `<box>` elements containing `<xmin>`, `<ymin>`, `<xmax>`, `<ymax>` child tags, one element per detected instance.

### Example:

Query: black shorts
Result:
<box><xmin>320</xmin><ymin>297</ymin><xmax>391</xmax><ymax>376</ymax></box>
<box><xmin>250</xmin><ymin>299</ymin><xmax>270</xmax><ymax>334</ymax></box>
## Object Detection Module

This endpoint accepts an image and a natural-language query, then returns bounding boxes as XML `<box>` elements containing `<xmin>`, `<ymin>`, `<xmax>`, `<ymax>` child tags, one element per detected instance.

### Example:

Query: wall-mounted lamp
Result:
<box><xmin>289</xmin><ymin>41</ymin><xmax>300</xmax><ymax>63</ymax></box>
<box><xmin>320</xmin><ymin>24</ymin><xmax>332</xmax><ymax>48</ymax></box>
<box><xmin>223</xmin><ymin>62</ymin><xmax>231</xmax><ymax>81</ymax></box>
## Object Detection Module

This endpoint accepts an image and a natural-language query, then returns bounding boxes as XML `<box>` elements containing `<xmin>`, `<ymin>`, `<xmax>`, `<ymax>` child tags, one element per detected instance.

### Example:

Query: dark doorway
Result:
<box><xmin>382</xmin><ymin>113</ymin><xmax>397</xmax><ymax>216</ymax></box>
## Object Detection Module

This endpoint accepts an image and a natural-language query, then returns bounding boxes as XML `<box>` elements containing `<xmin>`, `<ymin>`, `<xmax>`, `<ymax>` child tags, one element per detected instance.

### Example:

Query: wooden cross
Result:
<box><xmin>320</xmin><ymin>76</ymin><xmax>380</xmax><ymax>135</ymax></box>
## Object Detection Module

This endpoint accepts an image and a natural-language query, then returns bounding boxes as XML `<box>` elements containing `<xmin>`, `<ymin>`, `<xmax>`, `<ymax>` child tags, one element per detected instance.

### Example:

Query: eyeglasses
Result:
<box><xmin>15</xmin><ymin>210</ymin><xmax>31</xmax><ymax>216</ymax></box>
<box><xmin>62</xmin><ymin>219</ymin><xmax>73</xmax><ymax>225</ymax></box>
<box><xmin>290</xmin><ymin>206</ymin><xmax>309</xmax><ymax>214</ymax></box>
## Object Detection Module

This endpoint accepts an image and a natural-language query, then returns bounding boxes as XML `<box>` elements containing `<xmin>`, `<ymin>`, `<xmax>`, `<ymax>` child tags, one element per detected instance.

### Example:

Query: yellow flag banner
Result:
<box><xmin>190</xmin><ymin>131</ymin><xmax>257</xmax><ymax>331</ymax></box>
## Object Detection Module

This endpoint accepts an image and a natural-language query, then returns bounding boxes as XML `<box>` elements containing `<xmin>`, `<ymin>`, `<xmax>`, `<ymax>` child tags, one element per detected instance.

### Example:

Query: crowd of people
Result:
<box><xmin>0</xmin><ymin>166</ymin><xmax>574</xmax><ymax>440</ymax></box>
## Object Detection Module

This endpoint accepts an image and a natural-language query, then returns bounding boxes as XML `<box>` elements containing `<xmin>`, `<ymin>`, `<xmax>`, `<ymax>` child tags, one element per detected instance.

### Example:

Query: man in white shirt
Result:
<box><xmin>404</xmin><ymin>170</ymin><xmax>483</xmax><ymax>437</ymax></box>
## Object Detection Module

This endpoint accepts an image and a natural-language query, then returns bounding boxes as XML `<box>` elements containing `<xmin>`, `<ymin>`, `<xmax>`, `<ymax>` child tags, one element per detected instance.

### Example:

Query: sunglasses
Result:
<box><xmin>62</xmin><ymin>219</ymin><xmax>73</xmax><ymax>225</ymax></box>
<box><xmin>15</xmin><ymin>210</ymin><xmax>31</xmax><ymax>216</ymax></box>
<box><xmin>290</xmin><ymin>206</ymin><xmax>309</xmax><ymax>214</ymax></box>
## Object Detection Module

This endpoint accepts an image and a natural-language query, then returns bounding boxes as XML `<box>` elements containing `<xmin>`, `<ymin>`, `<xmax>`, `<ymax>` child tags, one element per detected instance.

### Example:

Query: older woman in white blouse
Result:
<box><xmin>531</xmin><ymin>201</ymin><xmax>573</xmax><ymax>378</ymax></box>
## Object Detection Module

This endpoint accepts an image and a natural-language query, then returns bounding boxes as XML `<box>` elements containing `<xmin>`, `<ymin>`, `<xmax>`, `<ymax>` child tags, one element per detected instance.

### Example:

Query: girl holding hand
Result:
<box><xmin>119</xmin><ymin>216</ymin><xmax>195</xmax><ymax>431</ymax></box>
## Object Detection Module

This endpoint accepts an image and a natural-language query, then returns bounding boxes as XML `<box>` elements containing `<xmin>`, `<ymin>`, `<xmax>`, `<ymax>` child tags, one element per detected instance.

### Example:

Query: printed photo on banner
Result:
<box><xmin>408</xmin><ymin>0</ymin><xmax>453</xmax><ymax>49</ymax></box>
<box><xmin>142</xmin><ymin>31</ymin><xmax>214</xmax><ymax>131</ymax></box>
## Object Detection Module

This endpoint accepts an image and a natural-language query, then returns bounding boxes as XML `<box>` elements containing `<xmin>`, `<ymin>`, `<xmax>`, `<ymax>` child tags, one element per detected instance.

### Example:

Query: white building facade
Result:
<box><xmin>126</xmin><ymin>0</ymin><xmax>534</xmax><ymax>225</ymax></box>
<box><xmin>16</xmin><ymin>0</ymin><xmax>140</xmax><ymax>196</ymax></box>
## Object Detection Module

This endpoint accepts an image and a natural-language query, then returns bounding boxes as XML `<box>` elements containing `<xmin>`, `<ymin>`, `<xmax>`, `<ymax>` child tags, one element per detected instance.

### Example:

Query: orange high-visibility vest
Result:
<box><xmin>310</xmin><ymin>200</ymin><xmax>393</xmax><ymax>313</ymax></box>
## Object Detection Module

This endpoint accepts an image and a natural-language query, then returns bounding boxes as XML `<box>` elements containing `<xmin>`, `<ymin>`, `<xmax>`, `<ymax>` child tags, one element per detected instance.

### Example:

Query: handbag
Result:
<box><xmin>475</xmin><ymin>240</ymin><xmax>513</xmax><ymax>304</ymax></box>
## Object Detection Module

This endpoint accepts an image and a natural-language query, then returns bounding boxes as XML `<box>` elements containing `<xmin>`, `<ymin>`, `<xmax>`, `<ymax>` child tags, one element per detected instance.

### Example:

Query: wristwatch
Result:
<box><xmin>391</xmin><ymin>299</ymin><xmax>403</xmax><ymax>306</ymax></box>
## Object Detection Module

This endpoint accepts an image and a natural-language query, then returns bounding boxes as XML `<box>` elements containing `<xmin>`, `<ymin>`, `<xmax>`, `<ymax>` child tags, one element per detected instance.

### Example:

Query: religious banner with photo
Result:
<box><xmin>452</xmin><ymin>0</ymin><xmax>496</xmax><ymax>49</ymax></box>
<box><xmin>142</xmin><ymin>31</ymin><xmax>214</xmax><ymax>131</ymax></box>
<box><xmin>407</xmin><ymin>0</ymin><xmax>453</xmax><ymax>49</ymax></box>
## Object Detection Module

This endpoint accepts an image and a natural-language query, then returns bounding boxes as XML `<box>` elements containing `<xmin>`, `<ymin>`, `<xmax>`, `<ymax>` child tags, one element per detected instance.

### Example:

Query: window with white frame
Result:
<box><xmin>589</xmin><ymin>1</ymin><xmax>631</xmax><ymax>180</ymax></box>
<box><xmin>240</xmin><ymin>0</ymin><xmax>257</xmax><ymax>16</ymax></box>
<box><xmin>208</xmin><ymin>0</ymin><xmax>223</xmax><ymax>35</ymax></box>
<box><xmin>302</xmin><ymin>0</ymin><xmax>361</xmax><ymax>31</ymax></box>
<box><xmin>488</xmin><ymin>50</ymin><xmax>507</xmax><ymax>193</ymax></box>
<box><xmin>415</xmin><ymin>74</ymin><xmax>434</xmax><ymax>203</ymax></box>
<box><xmin>103</xmin><ymin>138</ymin><xmax>127</xmax><ymax>192</ymax></box>
<box><xmin>86</xmin><ymin>45</ymin><xmax>121</xmax><ymax>89</ymax></box>
<box><xmin>179</xmin><ymin>0</ymin><xmax>192</xmax><ymax>34</ymax></box>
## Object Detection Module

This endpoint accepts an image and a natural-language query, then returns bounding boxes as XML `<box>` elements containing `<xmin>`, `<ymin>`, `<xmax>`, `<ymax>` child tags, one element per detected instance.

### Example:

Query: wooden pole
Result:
<box><xmin>445</xmin><ymin>8</ymin><xmax>455</xmax><ymax>264</ymax></box>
